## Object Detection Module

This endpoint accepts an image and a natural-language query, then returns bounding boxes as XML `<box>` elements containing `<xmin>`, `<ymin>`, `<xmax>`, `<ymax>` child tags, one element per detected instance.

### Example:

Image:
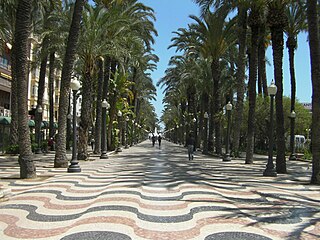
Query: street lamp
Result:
<box><xmin>66</xmin><ymin>113</ymin><xmax>72</xmax><ymax>151</ymax></box>
<box><xmin>125</xmin><ymin>116</ymin><xmax>129</xmax><ymax>149</ymax></box>
<box><xmin>100</xmin><ymin>99</ymin><xmax>110</xmax><ymax>159</ymax></box>
<box><xmin>263</xmin><ymin>80</ymin><xmax>277</xmax><ymax>177</ymax></box>
<box><xmin>289</xmin><ymin>110</ymin><xmax>296</xmax><ymax>160</ymax></box>
<box><xmin>130</xmin><ymin>120</ymin><xmax>135</xmax><ymax>146</ymax></box>
<box><xmin>203</xmin><ymin>112</ymin><xmax>209</xmax><ymax>154</ymax></box>
<box><xmin>306</xmin><ymin>128</ymin><xmax>311</xmax><ymax>141</ymax></box>
<box><xmin>68</xmin><ymin>78</ymin><xmax>81</xmax><ymax>173</ymax></box>
<box><xmin>35</xmin><ymin>105</ymin><xmax>43</xmax><ymax>154</ymax></box>
<box><xmin>223</xmin><ymin>102</ymin><xmax>232</xmax><ymax>161</ymax></box>
<box><xmin>116</xmin><ymin>110</ymin><xmax>123</xmax><ymax>152</ymax></box>
<box><xmin>193</xmin><ymin>117</ymin><xmax>197</xmax><ymax>150</ymax></box>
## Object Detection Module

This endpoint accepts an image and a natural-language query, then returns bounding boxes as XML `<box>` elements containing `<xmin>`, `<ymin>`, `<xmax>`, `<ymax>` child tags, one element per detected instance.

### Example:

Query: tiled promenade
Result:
<box><xmin>0</xmin><ymin>140</ymin><xmax>319</xmax><ymax>240</ymax></box>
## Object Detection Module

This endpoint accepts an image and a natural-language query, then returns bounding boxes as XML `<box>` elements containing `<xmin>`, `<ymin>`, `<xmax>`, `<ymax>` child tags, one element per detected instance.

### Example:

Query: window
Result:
<box><xmin>32</xmin><ymin>85</ymin><xmax>38</xmax><ymax>96</ymax></box>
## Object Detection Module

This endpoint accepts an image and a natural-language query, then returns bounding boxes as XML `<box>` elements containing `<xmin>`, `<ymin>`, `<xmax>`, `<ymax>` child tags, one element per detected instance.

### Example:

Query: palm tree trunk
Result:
<box><xmin>306</xmin><ymin>0</ymin><xmax>320</xmax><ymax>184</ymax></box>
<box><xmin>78</xmin><ymin>67</ymin><xmax>93</xmax><ymax>160</ymax></box>
<box><xmin>48</xmin><ymin>52</ymin><xmax>55</xmax><ymax>138</ymax></box>
<box><xmin>287</xmin><ymin>37</ymin><xmax>296</xmax><ymax>113</ymax></box>
<box><xmin>208</xmin><ymin>98</ymin><xmax>214</xmax><ymax>152</ymax></box>
<box><xmin>258</xmin><ymin>24</ymin><xmax>268</xmax><ymax>98</ymax></box>
<box><xmin>233</xmin><ymin>6</ymin><xmax>247</xmax><ymax>157</ymax></box>
<box><xmin>54</xmin><ymin>0</ymin><xmax>85</xmax><ymax>168</ymax></box>
<box><xmin>101</xmin><ymin>57</ymin><xmax>110</xmax><ymax>150</ymax></box>
<box><xmin>94</xmin><ymin>57</ymin><xmax>104</xmax><ymax>154</ymax></box>
<box><xmin>35</xmin><ymin>38</ymin><xmax>49</xmax><ymax>152</ymax></box>
<box><xmin>9</xmin><ymin>46</ymin><xmax>18</xmax><ymax>145</ymax></box>
<box><xmin>211</xmin><ymin>59</ymin><xmax>221</xmax><ymax>155</ymax></box>
<box><xmin>66</xmin><ymin>94</ymin><xmax>71</xmax><ymax>150</ymax></box>
<box><xmin>14</xmin><ymin>0</ymin><xmax>36</xmax><ymax>178</ymax></box>
<box><xmin>245</xmin><ymin>23</ymin><xmax>259</xmax><ymax>164</ymax></box>
<box><xmin>268</xmin><ymin>5</ymin><xmax>287</xmax><ymax>174</ymax></box>
<box><xmin>107</xmin><ymin>60</ymin><xmax>116</xmax><ymax>150</ymax></box>
<box><xmin>287</xmin><ymin>36</ymin><xmax>297</xmax><ymax>160</ymax></box>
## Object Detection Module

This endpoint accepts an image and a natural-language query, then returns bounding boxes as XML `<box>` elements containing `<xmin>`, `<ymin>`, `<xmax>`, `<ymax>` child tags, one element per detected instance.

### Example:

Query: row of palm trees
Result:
<box><xmin>159</xmin><ymin>0</ymin><xmax>320</xmax><ymax>185</ymax></box>
<box><xmin>0</xmin><ymin>0</ymin><xmax>159</xmax><ymax>178</ymax></box>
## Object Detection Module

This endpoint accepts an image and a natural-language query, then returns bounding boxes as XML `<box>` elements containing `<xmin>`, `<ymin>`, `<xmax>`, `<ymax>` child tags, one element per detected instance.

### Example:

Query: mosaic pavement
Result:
<box><xmin>0</xmin><ymin>141</ymin><xmax>319</xmax><ymax>240</ymax></box>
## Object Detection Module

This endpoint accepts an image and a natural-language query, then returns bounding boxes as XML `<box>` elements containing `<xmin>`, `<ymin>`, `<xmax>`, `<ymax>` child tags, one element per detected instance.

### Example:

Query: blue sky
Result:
<box><xmin>139</xmin><ymin>0</ymin><xmax>312</xmax><ymax>121</ymax></box>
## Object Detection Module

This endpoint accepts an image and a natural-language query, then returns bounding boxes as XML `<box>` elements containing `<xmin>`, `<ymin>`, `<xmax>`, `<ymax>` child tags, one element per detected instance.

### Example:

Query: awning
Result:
<box><xmin>0</xmin><ymin>116</ymin><xmax>11</xmax><ymax>125</ymax></box>
<box><xmin>28</xmin><ymin>120</ymin><xmax>35</xmax><ymax>127</ymax></box>
<box><xmin>41</xmin><ymin>121</ymin><xmax>49</xmax><ymax>128</ymax></box>
<box><xmin>0</xmin><ymin>117</ymin><xmax>47</xmax><ymax>128</ymax></box>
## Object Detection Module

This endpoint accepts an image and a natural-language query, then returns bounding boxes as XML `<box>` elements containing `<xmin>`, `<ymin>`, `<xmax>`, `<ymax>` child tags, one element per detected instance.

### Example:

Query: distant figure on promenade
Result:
<box><xmin>158</xmin><ymin>135</ymin><xmax>162</xmax><ymax>147</ymax></box>
<box><xmin>186</xmin><ymin>133</ymin><xmax>195</xmax><ymax>160</ymax></box>
<box><xmin>48</xmin><ymin>137</ymin><xmax>55</xmax><ymax>151</ymax></box>
<box><xmin>90</xmin><ymin>138</ymin><xmax>95</xmax><ymax>151</ymax></box>
<box><xmin>152</xmin><ymin>134</ymin><xmax>156</xmax><ymax>147</ymax></box>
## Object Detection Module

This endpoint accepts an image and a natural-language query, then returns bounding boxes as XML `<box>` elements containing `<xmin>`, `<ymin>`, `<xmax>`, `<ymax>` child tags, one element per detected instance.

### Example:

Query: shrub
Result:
<box><xmin>6</xmin><ymin>144</ymin><xmax>19</xmax><ymax>154</ymax></box>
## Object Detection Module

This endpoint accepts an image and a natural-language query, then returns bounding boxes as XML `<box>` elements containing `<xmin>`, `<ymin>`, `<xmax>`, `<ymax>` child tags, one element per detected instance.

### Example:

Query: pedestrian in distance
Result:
<box><xmin>186</xmin><ymin>133</ymin><xmax>195</xmax><ymax>160</ymax></box>
<box><xmin>158</xmin><ymin>135</ymin><xmax>162</xmax><ymax>147</ymax></box>
<box><xmin>90</xmin><ymin>138</ymin><xmax>95</xmax><ymax>151</ymax></box>
<box><xmin>152</xmin><ymin>134</ymin><xmax>156</xmax><ymax>147</ymax></box>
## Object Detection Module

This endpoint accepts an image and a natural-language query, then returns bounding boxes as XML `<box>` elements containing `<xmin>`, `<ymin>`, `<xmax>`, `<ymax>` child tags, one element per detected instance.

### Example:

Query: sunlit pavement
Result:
<box><xmin>0</xmin><ymin>140</ymin><xmax>319</xmax><ymax>240</ymax></box>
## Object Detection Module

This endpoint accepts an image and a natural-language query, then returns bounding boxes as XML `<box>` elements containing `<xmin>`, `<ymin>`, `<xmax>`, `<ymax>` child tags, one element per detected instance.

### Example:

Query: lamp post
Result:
<box><xmin>203</xmin><ymin>112</ymin><xmax>209</xmax><ymax>154</ymax></box>
<box><xmin>306</xmin><ymin>128</ymin><xmax>311</xmax><ymax>141</ymax></box>
<box><xmin>100</xmin><ymin>99</ymin><xmax>110</xmax><ymax>159</ymax></box>
<box><xmin>130</xmin><ymin>120</ymin><xmax>134</xmax><ymax>146</ymax></box>
<box><xmin>35</xmin><ymin>105</ymin><xmax>43</xmax><ymax>154</ymax></box>
<box><xmin>263</xmin><ymin>80</ymin><xmax>277</xmax><ymax>177</ymax></box>
<box><xmin>223</xmin><ymin>102</ymin><xmax>232</xmax><ymax>161</ymax></box>
<box><xmin>66</xmin><ymin>113</ymin><xmax>72</xmax><ymax>150</ymax></box>
<box><xmin>289</xmin><ymin>110</ymin><xmax>296</xmax><ymax>160</ymax></box>
<box><xmin>125</xmin><ymin>116</ymin><xmax>129</xmax><ymax>149</ymax></box>
<box><xmin>193</xmin><ymin>117</ymin><xmax>197</xmax><ymax>150</ymax></box>
<box><xmin>116</xmin><ymin>110</ymin><xmax>123</xmax><ymax>152</ymax></box>
<box><xmin>68</xmin><ymin>79</ymin><xmax>81</xmax><ymax>173</ymax></box>
<box><xmin>176</xmin><ymin>124</ymin><xmax>179</xmax><ymax>144</ymax></box>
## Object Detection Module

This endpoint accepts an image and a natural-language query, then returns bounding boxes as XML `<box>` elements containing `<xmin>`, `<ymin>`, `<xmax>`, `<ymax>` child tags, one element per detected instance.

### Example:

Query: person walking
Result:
<box><xmin>90</xmin><ymin>138</ymin><xmax>95</xmax><ymax>151</ymax></box>
<box><xmin>186</xmin><ymin>133</ymin><xmax>195</xmax><ymax>160</ymax></box>
<box><xmin>151</xmin><ymin>134</ymin><xmax>156</xmax><ymax>147</ymax></box>
<box><xmin>158</xmin><ymin>135</ymin><xmax>162</xmax><ymax>147</ymax></box>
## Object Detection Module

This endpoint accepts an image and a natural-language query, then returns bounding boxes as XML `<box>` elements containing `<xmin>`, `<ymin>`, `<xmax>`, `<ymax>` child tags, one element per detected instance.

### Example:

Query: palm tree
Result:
<box><xmin>54</xmin><ymin>0</ymin><xmax>85</xmax><ymax>168</ymax></box>
<box><xmin>193</xmin><ymin>0</ymin><xmax>250</xmax><ymax>156</ymax></box>
<box><xmin>233</xmin><ymin>4</ymin><xmax>249</xmax><ymax>157</ymax></box>
<box><xmin>245</xmin><ymin>1</ymin><xmax>266</xmax><ymax>164</ymax></box>
<box><xmin>0</xmin><ymin>1</ymin><xmax>19</xmax><ymax>146</ymax></box>
<box><xmin>306</xmin><ymin>0</ymin><xmax>320</xmax><ymax>184</ymax></box>
<box><xmin>93</xmin><ymin>56</ymin><xmax>104</xmax><ymax>154</ymax></box>
<box><xmin>285</xmin><ymin>2</ymin><xmax>306</xmax><ymax>159</ymax></box>
<box><xmin>14</xmin><ymin>0</ymin><xmax>36</xmax><ymax>178</ymax></box>
<box><xmin>33</xmin><ymin>2</ymin><xmax>53</xmax><ymax>153</ymax></box>
<box><xmin>76</xmin><ymin>4</ymin><xmax>111</xmax><ymax>160</ymax></box>
<box><xmin>190</xmin><ymin>11</ymin><xmax>236</xmax><ymax>154</ymax></box>
<box><xmin>267</xmin><ymin>0</ymin><xmax>288</xmax><ymax>173</ymax></box>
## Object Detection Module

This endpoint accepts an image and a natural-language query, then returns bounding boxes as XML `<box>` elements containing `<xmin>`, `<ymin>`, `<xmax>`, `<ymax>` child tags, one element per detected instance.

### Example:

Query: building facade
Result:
<box><xmin>0</xmin><ymin>43</ymin><xmax>12</xmax><ymax>117</ymax></box>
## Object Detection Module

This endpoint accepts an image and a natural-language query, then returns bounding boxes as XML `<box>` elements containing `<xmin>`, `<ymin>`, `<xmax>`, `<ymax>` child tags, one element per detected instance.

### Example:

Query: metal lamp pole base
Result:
<box><xmin>116</xmin><ymin>147</ymin><xmax>122</xmax><ymax>152</ymax></box>
<box><xmin>100</xmin><ymin>152</ymin><xmax>108</xmax><ymax>159</ymax></box>
<box><xmin>68</xmin><ymin>89</ymin><xmax>81</xmax><ymax>173</ymax></box>
<box><xmin>289</xmin><ymin>154</ymin><xmax>296</xmax><ymax>160</ymax></box>
<box><xmin>263</xmin><ymin>167</ymin><xmax>277</xmax><ymax>177</ymax></box>
<box><xmin>68</xmin><ymin>158</ymin><xmax>81</xmax><ymax>173</ymax></box>
<box><xmin>223</xmin><ymin>154</ymin><xmax>231</xmax><ymax>161</ymax></box>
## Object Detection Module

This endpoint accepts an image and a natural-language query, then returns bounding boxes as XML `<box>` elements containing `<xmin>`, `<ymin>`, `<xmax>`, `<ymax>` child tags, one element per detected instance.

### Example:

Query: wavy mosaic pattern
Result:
<box><xmin>0</xmin><ymin>141</ymin><xmax>319</xmax><ymax>239</ymax></box>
